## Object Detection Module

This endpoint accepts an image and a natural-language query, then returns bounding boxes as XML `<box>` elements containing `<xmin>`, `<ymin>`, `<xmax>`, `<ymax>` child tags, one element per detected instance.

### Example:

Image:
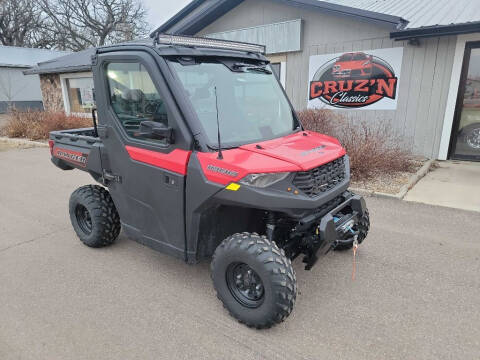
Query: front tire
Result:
<box><xmin>69</xmin><ymin>185</ymin><xmax>121</xmax><ymax>248</ymax></box>
<box><xmin>211</xmin><ymin>233</ymin><xmax>297</xmax><ymax>329</ymax></box>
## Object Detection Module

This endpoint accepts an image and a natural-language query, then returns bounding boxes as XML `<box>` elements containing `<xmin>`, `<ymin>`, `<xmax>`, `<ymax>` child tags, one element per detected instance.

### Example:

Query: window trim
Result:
<box><xmin>103</xmin><ymin>60</ymin><xmax>171</xmax><ymax>148</ymax></box>
<box><xmin>60</xmin><ymin>72</ymin><xmax>94</xmax><ymax>117</ymax></box>
<box><xmin>267</xmin><ymin>55</ymin><xmax>287</xmax><ymax>88</ymax></box>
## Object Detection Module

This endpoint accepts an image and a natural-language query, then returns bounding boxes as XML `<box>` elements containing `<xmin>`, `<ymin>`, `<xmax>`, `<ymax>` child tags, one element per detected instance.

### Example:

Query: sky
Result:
<box><xmin>142</xmin><ymin>0</ymin><xmax>193</xmax><ymax>33</ymax></box>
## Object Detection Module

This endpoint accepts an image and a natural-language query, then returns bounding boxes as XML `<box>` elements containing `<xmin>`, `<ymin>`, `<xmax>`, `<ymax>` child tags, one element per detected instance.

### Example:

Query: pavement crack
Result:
<box><xmin>0</xmin><ymin>227</ymin><xmax>69</xmax><ymax>254</ymax></box>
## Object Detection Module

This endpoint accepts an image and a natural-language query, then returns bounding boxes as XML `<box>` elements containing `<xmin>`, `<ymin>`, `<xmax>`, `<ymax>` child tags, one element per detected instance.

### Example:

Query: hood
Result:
<box><xmin>240</xmin><ymin>131</ymin><xmax>346</xmax><ymax>171</ymax></box>
<box><xmin>197</xmin><ymin>131</ymin><xmax>346</xmax><ymax>185</ymax></box>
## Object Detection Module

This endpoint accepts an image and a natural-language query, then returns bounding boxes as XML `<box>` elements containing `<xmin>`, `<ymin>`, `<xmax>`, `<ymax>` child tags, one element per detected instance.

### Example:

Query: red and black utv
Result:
<box><xmin>49</xmin><ymin>35</ymin><xmax>370</xmax><ymax>329</ymax></box>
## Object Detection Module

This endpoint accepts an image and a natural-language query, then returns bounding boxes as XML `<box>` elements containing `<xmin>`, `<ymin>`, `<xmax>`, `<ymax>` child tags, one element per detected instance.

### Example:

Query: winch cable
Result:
<box><xmin>352</xmin><ymin>236</ymin><xmax>359</xmax><ymax>281</ymax></box>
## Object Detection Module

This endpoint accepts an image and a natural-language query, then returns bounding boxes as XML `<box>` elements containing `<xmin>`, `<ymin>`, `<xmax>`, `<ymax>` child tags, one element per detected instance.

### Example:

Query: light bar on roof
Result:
<box><xmin>156</xmin><ymin>34</ymin><xmax>266</xmax><ymax>54</ymax></box>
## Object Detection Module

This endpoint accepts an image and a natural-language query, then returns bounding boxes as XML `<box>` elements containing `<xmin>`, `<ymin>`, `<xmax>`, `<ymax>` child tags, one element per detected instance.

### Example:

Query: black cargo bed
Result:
<box><xmin>49</xmin><ymin>128</ymin><xmax>104</xmax><ymax>178</ymax></box>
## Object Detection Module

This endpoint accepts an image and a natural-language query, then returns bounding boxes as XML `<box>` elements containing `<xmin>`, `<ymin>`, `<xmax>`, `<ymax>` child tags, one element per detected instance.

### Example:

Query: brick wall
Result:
<box><xmin>39</xmin><ymin>74</ymin><xmax>64</xmax><ymax>111</ymax></box>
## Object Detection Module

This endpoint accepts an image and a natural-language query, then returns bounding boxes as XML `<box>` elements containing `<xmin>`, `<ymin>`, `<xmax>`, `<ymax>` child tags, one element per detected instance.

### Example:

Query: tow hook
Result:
<box><xmin>352</xmin><ymin>234</ymin><xmax>359</xmax><ymax>280</ymax></box>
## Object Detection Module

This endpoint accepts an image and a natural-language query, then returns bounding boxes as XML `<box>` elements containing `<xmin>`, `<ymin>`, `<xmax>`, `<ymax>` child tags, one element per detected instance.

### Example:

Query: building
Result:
<box><xmin>0</xmin><ymin>46</ymin><xmax>68</xmax><ymax>113</ymax></box>
<box><xmin>151</xmin><ymin>0</ymin><xmax>480</xmax><ymax>161</ymax></box>
<box><xmin>24</xmin><ymin>47</ymin><xmax>96</xmax><ymax>116</ymax></box>
<box><xmin>27</xmin><ymin>0</ymin><xmax>480</xmax><ymax>161</ymax></box>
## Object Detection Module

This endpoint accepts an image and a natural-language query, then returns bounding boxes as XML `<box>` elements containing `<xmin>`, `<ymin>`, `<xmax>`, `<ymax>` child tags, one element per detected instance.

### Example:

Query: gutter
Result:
<box><xmin>391</xmin><ymin>21</ymin><xmax>480</xmax><ymax>40</ymax></box>
<box><xmin>282</xmin><ymin>0</ymin><xmax>407</xmax><ymax>29</ymax></box>
<box><xmin>150</xmin><ymin>0</ymin><xmax>206</xmax><ymax>37</ymax></box>
<box><xmin>151</xmin><ymin>0</ymin><xmax>408</xmax><ymax>38</ymax></box>
<box><xmin>23</xmin><ymin>65</ymin><xmax>92</xmax><ymax>75</ymax></box>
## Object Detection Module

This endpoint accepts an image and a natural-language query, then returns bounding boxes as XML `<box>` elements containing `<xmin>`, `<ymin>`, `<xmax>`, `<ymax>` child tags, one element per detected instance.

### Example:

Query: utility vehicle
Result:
<box><xmin>49</xmin><ymin>35</ymin><xmax>370</xmax><ymax>329</ymax></box>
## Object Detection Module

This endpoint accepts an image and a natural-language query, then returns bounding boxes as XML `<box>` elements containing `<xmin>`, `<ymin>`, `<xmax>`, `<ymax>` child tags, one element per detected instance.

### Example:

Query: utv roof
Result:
<box><xmin>25</xmin><ymin>36</ymin><xmax>267</xmax><ymax>76</ymax></box>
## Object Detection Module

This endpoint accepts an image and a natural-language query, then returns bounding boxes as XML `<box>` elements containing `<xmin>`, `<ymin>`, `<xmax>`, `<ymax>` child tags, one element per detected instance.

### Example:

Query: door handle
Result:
<box><xmin>102</xmin><ymin>170</ymin><xmax>122</xmax><ymax>183</ymax></box>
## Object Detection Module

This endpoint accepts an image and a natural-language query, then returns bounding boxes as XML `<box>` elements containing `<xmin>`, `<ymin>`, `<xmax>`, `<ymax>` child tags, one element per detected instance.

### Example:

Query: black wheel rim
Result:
<box><xmin>226</xmin><ymin>262</ymin><xmax>265</xmax><ymax>308</ymax></box>
<box><xmin>75</xmin><ymin>204</ymin><xmax>92</xmax><ymax>235</ymax></box>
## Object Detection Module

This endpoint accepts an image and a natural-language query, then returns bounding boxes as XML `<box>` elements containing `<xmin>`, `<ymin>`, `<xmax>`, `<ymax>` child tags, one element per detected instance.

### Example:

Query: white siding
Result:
<box><xmin>207</xmin><ymin>19</ymin><xmax>302</xmax><ymax>54</ymax></box>
<box><xmin>0</xmin><ymin>67</ymin><xmax>42</xmax><ymax>102</ymax></box>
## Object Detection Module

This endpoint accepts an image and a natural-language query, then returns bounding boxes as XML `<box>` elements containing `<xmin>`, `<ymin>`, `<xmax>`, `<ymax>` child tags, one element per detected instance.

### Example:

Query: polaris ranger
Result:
<box><xmin>49</xmin><ymin>34</ymin><xmax>370</xmax><ymax>329</ymax></box>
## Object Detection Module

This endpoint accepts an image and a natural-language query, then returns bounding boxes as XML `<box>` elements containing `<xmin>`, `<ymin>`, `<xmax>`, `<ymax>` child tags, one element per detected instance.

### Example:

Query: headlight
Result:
<box><xmin>239</xmin><ymin>172</ymin><xmax>289</xmax><ymax>188</ymax></box>
<box><xmin>362</xmin><ymin>60</ymin><xmax>371</xmax><ymax>66</ymax></box>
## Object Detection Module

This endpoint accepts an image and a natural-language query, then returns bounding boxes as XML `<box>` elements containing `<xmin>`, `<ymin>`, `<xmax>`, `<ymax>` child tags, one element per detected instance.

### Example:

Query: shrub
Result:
<box><xmin>297</xmin><ymin>109</ymin><xmax>415</xmax><ymax>181</ymax></box>
<box><xmin>1</xmin><ymin>109</ymin><xmax>92</xmax><ymax>140</ymax></box>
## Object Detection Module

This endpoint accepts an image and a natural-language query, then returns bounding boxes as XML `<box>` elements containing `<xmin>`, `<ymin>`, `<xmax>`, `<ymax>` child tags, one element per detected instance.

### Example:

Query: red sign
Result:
<box><xmin>309</xmin><ymin>51</ymin><xmax>398</xmax><ymax>108</ymax></box>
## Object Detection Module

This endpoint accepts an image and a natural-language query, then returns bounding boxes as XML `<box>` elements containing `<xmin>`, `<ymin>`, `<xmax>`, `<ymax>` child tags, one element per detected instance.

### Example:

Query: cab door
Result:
<box><xmin>93</xmin><ymin>49</ymin><xmax>192</xmax><ymax>260</ymax></box>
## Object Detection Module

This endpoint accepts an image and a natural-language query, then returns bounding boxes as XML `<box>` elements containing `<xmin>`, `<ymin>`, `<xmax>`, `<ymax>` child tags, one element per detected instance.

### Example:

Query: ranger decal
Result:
<box><xmin>206</xmin><ymin>165</ymin><xmax>238</xmax><ymax>178</ymax></box>
<box><xmin>54</xmin><ymin>148</ymin><xmax>88</xmax><ymax>167</ymax></box>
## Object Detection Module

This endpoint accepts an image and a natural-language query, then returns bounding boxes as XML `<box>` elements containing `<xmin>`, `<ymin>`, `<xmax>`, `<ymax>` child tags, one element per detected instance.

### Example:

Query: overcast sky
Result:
<box><xmin>142</xmin><ymin>0</ymin><xmax>193</xmax><ymax>33</ymax></box>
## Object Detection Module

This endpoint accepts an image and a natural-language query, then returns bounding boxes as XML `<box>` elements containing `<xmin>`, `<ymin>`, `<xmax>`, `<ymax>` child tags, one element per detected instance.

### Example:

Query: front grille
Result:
<box><xmin>293</xmin><ymin>156</ymin><xmax>346</xmax><ymax>197</ymax></box>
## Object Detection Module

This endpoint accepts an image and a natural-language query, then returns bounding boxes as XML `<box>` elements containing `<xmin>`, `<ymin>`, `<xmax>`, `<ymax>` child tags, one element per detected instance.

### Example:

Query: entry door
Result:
<box><xmin>94</xmin><ymin>51</ymin><xmax>192</xmax><ymax>260</ymax></box>
<box><xmin>450</xmin><ymin>42</ymin><xmax>480</xmax><ymax>161</ymax></box>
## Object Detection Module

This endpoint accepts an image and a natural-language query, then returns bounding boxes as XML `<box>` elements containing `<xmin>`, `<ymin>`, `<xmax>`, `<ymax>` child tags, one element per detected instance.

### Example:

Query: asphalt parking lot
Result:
<box><xmin>1</xmin><ymin>147</ymin><xmax>479</xmax><ymax>360</ymax></box>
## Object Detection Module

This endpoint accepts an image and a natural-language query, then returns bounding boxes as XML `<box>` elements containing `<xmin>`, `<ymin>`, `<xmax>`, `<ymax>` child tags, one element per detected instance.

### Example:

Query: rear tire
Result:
<box><xmin>334</xmin><ymin>209</ymin><xmax>370</xmax><ymax>251</ymax></box>
<box><xmin>69</xmin><ymin>185</ymin><xmax>121</xmax><ymax>248</ymax></box>
<box><xmin>211</xmin><ymin>233</ymin><xmax>296</xmax><ymax>329</ymax></box>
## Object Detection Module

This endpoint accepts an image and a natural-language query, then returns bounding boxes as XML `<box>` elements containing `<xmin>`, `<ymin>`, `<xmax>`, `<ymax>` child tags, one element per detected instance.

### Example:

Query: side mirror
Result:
<box><xmin>138</xmin><ymin>121</ymin><xmax>175</xmax><ymax>144</ymax></box>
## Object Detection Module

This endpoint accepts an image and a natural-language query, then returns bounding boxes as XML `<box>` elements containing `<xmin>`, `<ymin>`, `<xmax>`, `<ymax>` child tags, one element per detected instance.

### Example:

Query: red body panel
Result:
<box><xmin>240</xmin><ymin>131</ymin><xmax>345</xmax><ymax>171</ymax></box>
<box><xmin>197</xmin><ymin>149</ymin><xmax>301</xmax><ymax>185</ymax></box>
<box><xmin>198</xmin><ymin>131</ymin><xmax>346</xmax><ymax>185</ymax></box>
<box><xmin>125</xmin><ymin>146</ymin><xmax>192</xmax><ymax>175</ymax></box>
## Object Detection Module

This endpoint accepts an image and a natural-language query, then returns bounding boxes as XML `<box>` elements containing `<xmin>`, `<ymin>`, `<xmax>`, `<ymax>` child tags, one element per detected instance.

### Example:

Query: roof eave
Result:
<box><xmin>0</xmin><ymin>64</ymin><xmax>31</xmax><ymax>69</ymax></box>
<box><xmin>284</xmin><ymin>0</ymin><xmax>407</xmax><ymax>29</ymax></box>
<box><xmin>391</xmin><ymin>22</ymin><xmax>480</xmax><ymax>40</ymax></box>
<box><xmin>23</xmin><ymin>65</ymin><xmax>92</xmax><ymax>75</ymax></box>
<box><xmin>150</xmin><ymin>0</ymin><xmax>206</xmax><ymax>37</ymax></box>
<box><xmin>151</xmin><ymin>0</ymin><xmax>408</xmax><ymax>37</ymax></box>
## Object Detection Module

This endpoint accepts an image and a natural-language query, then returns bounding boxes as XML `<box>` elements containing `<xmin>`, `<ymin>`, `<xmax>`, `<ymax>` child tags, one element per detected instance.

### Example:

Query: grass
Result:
<box><xmin>297</xmin><ymin>109</ymin><xmax>416</xmax><ymax>181</ymax></box>
<box><xmin>1</xmin><ymin>110</ymin><xmax>92</xmax><ymax>141</ymax></box>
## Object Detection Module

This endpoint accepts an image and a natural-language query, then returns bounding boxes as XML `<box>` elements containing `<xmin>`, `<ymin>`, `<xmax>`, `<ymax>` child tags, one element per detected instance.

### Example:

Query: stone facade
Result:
<box><xmin>39</xmin><ymin>74</ymin><xmax>64</xmax><ymax>112</ymax></box>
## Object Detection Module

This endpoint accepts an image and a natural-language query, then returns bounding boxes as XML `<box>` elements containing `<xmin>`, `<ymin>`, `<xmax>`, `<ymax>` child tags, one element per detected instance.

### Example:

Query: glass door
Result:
<box><xmin>450</xmin><ymin>42</ymin><xmax>480</xmax><ymax>160</ymax></box>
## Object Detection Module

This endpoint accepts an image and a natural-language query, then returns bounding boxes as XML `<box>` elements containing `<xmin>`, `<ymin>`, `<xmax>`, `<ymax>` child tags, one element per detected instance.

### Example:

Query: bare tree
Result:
<box><xmin>0</xmin><ymin>0</ymin><xmax>51</xmax><ymax>47</ymax></box>
<box><xmin>40</xmin><ymin>0</ymin><xmax>149</xmax><ymax>51</ymax></box>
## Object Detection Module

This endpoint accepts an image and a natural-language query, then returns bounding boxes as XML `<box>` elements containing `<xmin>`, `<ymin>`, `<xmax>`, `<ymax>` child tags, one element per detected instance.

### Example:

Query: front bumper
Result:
<box><xmin>298</xmin><ymin>192</ymin><xmax>367</xmax><ymax>270</ymax></box>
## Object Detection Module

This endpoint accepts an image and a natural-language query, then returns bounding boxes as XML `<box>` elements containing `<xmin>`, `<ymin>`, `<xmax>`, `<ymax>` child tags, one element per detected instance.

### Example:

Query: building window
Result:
<box><xmin>60</xmin><ymin>73</ymin><xmax>94</xmax><ymax>115</ymax></box>
<box><xmin>267</xmin><ymin>57</ymin><xmax>286</xmax><ymax>88</ymax></box>
<box><xmin>271</xmin><ymin>63</ymin><xmax>281</xmax><ymax>81</ymax></box>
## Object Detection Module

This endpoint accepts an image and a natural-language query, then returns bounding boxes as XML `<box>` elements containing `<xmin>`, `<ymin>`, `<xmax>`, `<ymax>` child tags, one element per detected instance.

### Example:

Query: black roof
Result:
<box><xmin>23</xmin><ymin>39</ymin><xmax>154</xmax><ymax>75</ymax></box>
<box><xmin>24</xmin><ymin>38</ymin><xmax>268</xmax><ymax>75</ymax></box>
<box><xmin>24</xmin><ymin>47</ymin><xmax>96</xmax><ymax>75</ymax></box>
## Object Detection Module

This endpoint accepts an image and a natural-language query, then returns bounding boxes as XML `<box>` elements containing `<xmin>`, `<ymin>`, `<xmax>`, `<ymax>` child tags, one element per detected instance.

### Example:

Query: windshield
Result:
<box><xmin>353</xmin><ymin>53</ymin><xmax>367</xmax><ymax>60</ymax></box>
<box><xmin>338</xmin><ymin>54</ymin><xmax>353</xmax><ymax>61</ymax></box>
<box><xmin>169</xmin><ymin>59</ymin><xmax>298</xmax><ymax>147</ymax></box>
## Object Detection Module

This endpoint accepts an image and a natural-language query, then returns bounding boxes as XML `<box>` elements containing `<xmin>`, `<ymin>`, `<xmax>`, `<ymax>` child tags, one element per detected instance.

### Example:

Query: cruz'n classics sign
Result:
<box><xmin>307</xmin><ymin>47</ymin><xmax>403</xmax><ymax>110</ymax></box>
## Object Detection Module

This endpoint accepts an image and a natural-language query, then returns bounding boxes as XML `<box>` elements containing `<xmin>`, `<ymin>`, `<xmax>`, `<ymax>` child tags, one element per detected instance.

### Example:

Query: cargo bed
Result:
<box><xmin>49</xmin><ymin>127</ymin><xmax>105</xmax><ymax>181</ymax></box>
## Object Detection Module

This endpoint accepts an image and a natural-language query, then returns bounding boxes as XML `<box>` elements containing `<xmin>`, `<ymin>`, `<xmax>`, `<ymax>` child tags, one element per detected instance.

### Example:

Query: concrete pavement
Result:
<box><xmin>405</xmin><ymin>161</ymin><xmax>480</xmax><ymax>212</ymax></box>
<box><xmin>1</xmin><ymin>147</ymin><xmax>480</xmax><ymax>360</ymax></box>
